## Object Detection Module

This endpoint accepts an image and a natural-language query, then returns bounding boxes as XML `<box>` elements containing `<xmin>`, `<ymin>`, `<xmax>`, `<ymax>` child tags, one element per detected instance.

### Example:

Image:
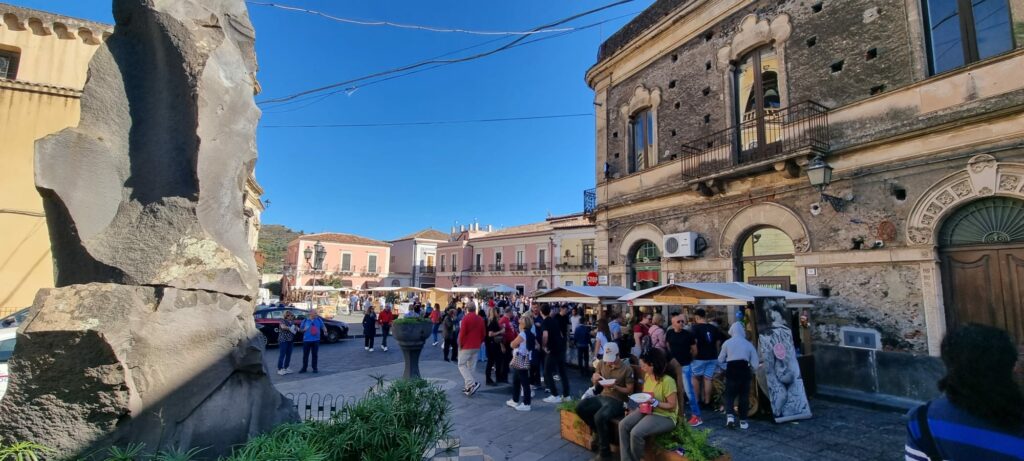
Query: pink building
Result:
<box><xmin>435</xmin><ymin>215</ymin><xmax>593</xmax><ymax>295</ymax></box>
<box><xmin>281</xmin><ymin>232</ymin><xmax>391</xmax><ymax>299</ymax></box>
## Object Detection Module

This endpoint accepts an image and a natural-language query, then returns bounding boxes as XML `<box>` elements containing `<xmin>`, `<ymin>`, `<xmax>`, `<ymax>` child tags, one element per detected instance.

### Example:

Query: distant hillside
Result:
<box><xmin>258</xmin><ymin>224</ymin><xmax>301</xmax><ymax>274</ymax></box>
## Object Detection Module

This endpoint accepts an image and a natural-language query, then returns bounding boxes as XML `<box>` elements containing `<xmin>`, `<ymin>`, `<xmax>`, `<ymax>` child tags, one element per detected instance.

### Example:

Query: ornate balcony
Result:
<box><xmin>509</xmin><ymin>263</ymin><xmax>528</xmax><ymax>272</ymax></box>
<box><xmin>531</xmin><ymin>262</ymin><xmax>549</xmax><ymax>271</ymax></box>
<box><xmin>489</xmin><ymin>263</ymin><xmax>505</xmax><ymax>273</ymax></box>
<box><xmin>677</xmin><ymin>101</ymin><xmax>829</xmax><ymax>192</ymax></box>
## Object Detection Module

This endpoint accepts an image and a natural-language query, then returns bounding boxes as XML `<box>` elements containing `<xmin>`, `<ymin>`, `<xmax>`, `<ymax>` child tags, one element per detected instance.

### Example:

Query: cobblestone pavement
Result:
<box><xmin>265</xmin><ymin>338</ymin><xmax>906</xmax><ymax>461</ymax></box>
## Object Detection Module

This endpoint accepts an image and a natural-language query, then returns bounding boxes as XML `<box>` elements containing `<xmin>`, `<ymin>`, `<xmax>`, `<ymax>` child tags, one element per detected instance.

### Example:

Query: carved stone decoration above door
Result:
<box><xmin>907</xmin><ymin>155</ymin><xmax>1024</xmax><ymax>245</ymax></box>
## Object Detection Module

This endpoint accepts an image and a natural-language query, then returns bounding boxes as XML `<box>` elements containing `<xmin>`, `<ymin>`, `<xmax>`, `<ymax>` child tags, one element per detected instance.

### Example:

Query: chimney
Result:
<box><xmin>451</xmin><ymin>225</ymin><xmax>456</xmax><ymax>234</ymax></box>
<box><xmin>460</xmin><ymin>225</ymin><xmax>466</xmax><ymax>232</ymax></box>
<box><xmin>487</xmin><ymin>224</ymin><xmax>493</xmax><ymax>232</ymax></box>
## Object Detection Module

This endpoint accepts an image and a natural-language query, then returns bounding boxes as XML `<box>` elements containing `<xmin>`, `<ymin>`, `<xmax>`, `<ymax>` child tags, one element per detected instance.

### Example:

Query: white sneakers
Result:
<box><xmin>364</xmin><ymin>347</ymin><xmax>369</xmax><ymax>351</ymax></box>
<box><xmin>739</xmin><ymin>421</ymin><xmax>749</xmax><ymax>430</ymax></box>
<box><xmin>368</xmin><ymin>347</ymin><xmax>374</xmax><ymax>352</ymax></box>
<box><xmin>542</xmin><ymin>395</ymin><xmax>563</xmax><ymax>404</ymax></box>
<box><xmin>382</xmin><ymin>346</ymin><xmax>388</xmax><ymax>352</ymax></box>
<box><xmin>505</xmin><ymin>399</ymin><xmax>531</xmax><ymax>411</ymax></box>
<box><xmin>276</xmin><ymin>368</ymin><xmax>292</xmax><ymax>375</ymax></box>
<box><xmin>432</xmin><ymin>341</ymin><xmax>439</xmax><ymax>346</ymax></box>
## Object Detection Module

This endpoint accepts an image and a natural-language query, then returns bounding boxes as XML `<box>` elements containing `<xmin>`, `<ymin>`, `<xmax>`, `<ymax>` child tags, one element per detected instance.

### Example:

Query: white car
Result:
<box><xmin>0</xmin><ymin>327</ymin><xmax>16</xmax><ymax>400</ymax></box>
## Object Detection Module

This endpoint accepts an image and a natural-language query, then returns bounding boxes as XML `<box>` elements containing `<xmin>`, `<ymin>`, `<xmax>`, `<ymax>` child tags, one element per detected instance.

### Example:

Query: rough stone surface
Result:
<box><xmin>0</xmin><ymin>284</ymin><xmax>295</xmax><ymax>455</ymax></box>
<box><xmin>35</xmin><ymin>0</ymin><xmax>261</xmax><ymax>298</ymax></box>
<box><xmin>0</xmin><ymin>0</ymin><xmax>296</xmax><ymax>456</ymax></box>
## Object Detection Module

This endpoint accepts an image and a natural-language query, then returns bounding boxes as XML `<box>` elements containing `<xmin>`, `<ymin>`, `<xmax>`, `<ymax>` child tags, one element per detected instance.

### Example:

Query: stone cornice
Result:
<box><xmin>1</xmin><ymin>2</ymin><xmax>112</xmax><ymax>44</ymax></box>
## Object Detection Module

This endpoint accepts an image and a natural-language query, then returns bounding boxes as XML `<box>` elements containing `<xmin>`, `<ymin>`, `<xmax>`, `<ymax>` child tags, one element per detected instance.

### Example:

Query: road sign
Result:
<box><xmin>586</xmin><ymin>272</ymin><xmax>599</xmax><ymax>286</ymax></box>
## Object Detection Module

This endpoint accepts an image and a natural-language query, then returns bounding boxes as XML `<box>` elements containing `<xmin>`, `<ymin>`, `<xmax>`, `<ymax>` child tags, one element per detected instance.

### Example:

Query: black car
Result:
<box><xmin>254</xmin><ymin>307</ymin><xmax>348</xmax><ymax>345</ymax></box>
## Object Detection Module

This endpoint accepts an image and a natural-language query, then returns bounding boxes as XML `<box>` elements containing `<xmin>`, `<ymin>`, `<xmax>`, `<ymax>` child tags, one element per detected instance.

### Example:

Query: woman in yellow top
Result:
<box><xmin>618</xmin><ymin>348</ymin><xmax>678</xmax><ymax>461</ymax></box>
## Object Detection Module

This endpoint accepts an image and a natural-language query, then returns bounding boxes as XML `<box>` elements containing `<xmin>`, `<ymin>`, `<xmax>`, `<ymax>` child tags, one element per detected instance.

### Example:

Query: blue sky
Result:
<box><xmin>19</xmin><ymin>1</ymin><xmax>651</xmax><ymax>240</ymax></box>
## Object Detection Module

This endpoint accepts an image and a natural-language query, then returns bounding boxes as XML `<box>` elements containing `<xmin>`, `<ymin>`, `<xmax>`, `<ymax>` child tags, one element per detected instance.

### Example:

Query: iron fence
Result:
<box><xmin>285</xmin><ymin>392</ymin><xmax>361</xmax><ymax>421</ymax></box>
<box><xmin>678</xmin><ymin>101</ymin><xmax>829</xmax><ymax>180</ymax></box>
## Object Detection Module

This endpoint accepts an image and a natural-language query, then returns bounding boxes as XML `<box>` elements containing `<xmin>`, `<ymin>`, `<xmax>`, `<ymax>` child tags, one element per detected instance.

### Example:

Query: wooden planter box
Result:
<box><xmin>559</xmin><ymin>410</ymin><xmax>593</xmax><ymax>450</ymax></box>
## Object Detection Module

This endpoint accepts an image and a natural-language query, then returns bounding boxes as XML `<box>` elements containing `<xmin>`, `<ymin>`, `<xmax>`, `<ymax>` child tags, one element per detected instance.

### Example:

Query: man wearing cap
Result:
<box><xmin>575</xmin><ymin>342</ymin><xmax>635</xmax><ymax>461</ymax></box>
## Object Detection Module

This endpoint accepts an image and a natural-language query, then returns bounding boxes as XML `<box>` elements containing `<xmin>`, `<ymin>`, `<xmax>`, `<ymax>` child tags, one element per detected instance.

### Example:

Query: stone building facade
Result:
<box><xmin>588</xmin><ymin>0</ymin><xmax>1024</xmax><ymax>400</ymax></box>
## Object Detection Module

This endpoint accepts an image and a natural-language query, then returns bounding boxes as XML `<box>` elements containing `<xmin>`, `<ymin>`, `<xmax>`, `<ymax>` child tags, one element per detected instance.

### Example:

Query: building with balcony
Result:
<box><xmin>281</xmin><ymin>233</ymin><xmax>391</xmax><ymax>299</ymax></box>
<box><xmin>587</xmin><ymin>0</ymin><xmax>1024</xmax><ymax>400</ymax></box>
<box><xmin>436</xmin><ymin>216</ymin><xmax>596</xmax><ymax>295</ymax></box>
<box><xmin>380</xmin><ymin>228</ymin><xmax>447</xmax><ymax>288</ymax></box>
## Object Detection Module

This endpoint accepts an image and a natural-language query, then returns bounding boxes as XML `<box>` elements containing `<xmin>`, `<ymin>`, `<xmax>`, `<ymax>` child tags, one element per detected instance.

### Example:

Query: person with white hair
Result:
<box><xmin>576</xmin><ymin>342</ymin><xmax>635</xmax><ymax>461</ymax></box>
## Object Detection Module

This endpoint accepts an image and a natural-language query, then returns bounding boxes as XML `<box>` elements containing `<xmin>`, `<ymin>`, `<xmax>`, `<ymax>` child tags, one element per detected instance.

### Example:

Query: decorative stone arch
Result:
<box><xmin>719</xmin><ymin>202</ymin><xmax>810</xmax><ymax>258</ymax></box>
<box><xmin>907</xmin><ymin>155</ymin><xmax>1024</xmax><ymax>245</ymax></box>
<box><xmin>717</xmin><ymin>14</ymin><xmax>794</xmax><ymax>127</ymax></box>
<box><xmin>617</xmin><ymin>222</ymin><xmax>665</xmax><ymax>263</ymax></box>
<box><xmin>618</xmin><ymin>85</ymin><xmax>662</xmax><ymax>167</ymax></box>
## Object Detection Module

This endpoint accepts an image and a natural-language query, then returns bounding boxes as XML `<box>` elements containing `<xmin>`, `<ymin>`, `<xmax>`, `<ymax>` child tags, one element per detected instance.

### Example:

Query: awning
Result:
<box><xmin>289</xmin><ymin>285</ymin><xmax>350</xmax><ymax>293</ymax></box>
<box><xmin>369</xmin><ymin>286</ymin><xmax>429</xmax><ymax>292</ymax></box>
<box><xmin>636</xmin><ymin>270</ymin><xmax>660</xmax><ymax>283</ymax></box>
<box><xmin>618</xmin><ymin>282</ymin><xmax>821</xmax><ymax>307</ymax></box>
<box><xmin>486</xmin><ymin>284</ymin><xmax>518</xmax><ymax>293</ymax></box>
<box><xmin>534</xmin><ymin>286</ymin><xmax>634</xmax><ymax>305</ymax></box>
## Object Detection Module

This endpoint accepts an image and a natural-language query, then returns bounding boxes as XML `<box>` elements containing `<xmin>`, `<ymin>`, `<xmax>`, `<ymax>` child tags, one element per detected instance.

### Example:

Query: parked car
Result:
<box><xmin>0</xmin><ymin>327</ymin><xmax>17</xmax><ymax>400</ymax></box>
<box><xmin>254</xmin><ymin>307</ymin><xmax>348</xmax><ymax>345</ymax></box>
<box><xmin>0</xmin><ymin>308</ymin><xmax>29</xmax><ymax>329</ymax></box>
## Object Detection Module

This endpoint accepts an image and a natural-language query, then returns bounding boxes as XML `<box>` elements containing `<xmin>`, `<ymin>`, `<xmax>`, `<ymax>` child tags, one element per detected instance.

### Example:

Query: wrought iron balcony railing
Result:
<box><xmin>584</xmin><ymin>188</ymin><xmax>597</xmax><ymax>215</ymax></box>
<box><xmin>469</xmin><ymin>264</ymin><xmax>485</xmax><ymax>272</ymax></box>
<box><xmin>360</xmin><ymin>266</ymin><xmax>379</xmax><ymax>275</ymax></box>
<box><xmin>509</xmin><ymin>263</ymin><xmax>528</xmax><ymax>272</ymax></box>
<box><xmin>531</xmin><ymin>262</ymin><xmax>549</xmax><ymax>271</ymax></box>
<box><xmin>489</xmin><ymin>263</ymin><xmax>505</xmax><ymax>272</ymax></box>
<box><xmin>677</xmin><ymin>101</ymin><xmax>829</xmax><ymax>182</ymax></box>
<box><xmin>416</xmin><ymin>265</ymin><xmax>436</xmax><ymax>275</ymax></box>
<box><xmin>556</xmin><ymin>257</ymin><xmax>593</xmax><ymax>270</ymax></box>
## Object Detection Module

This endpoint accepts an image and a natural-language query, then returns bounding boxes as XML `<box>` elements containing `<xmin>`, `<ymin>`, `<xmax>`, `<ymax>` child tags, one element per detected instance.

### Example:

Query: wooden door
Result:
<box><xmin>941</xmin><ymin>245</ymin><xmax>1024</xmax><ymax>345</ymax></box>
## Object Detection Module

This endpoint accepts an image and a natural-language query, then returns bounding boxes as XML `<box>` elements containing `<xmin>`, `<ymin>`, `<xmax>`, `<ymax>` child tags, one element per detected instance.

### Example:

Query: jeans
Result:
<box><xmin>576</xmin><ymin>346</ymin><xmax>590</xmax><ymax>376</ymax></box>
<box><xmin>277</xmin><ymin>340</ymin><xmax>294</xmax><ymax>370</ymax></box>
<box><xmin>457</xmin><ymin>349</ymin><xmax>478</xmax><ymax>389</ymax></box>
<box><xmin>576</xmin><ymin>396</ymin><xmax>625</xmax><ymax>455</ymax></box>
<box><xmin>511</xmin><ymin>368</ymin><xmax>531</xmax><ymax>405</ymax></box>
<box><xmin>530</xmin><ymin>348</ymin><xmax>546</xmax><ymax>386</ymax></box>
<box><xmin>478</xmin><ymin>345</ymin><xmax>486</xmax><ymax>362</ymax></box>
<box><xmin>301</xmin><ymin>341</ymin><xmax>319</xmax><ymax>372</ymax></box>
<box><xmin>364</xmin><ymin>329</ymin><xmax>375</xmax><ymax>349</ymax></box>
<box><xmin>485</xmin><ymin>342</ymin><xmax>500</xmax><ymax>383</ymax></box>
<box><xmin>381</xmin><ymin>324</ymin><xmax>391</xmax><ymax>348</ymax></box>
<box><xmin>544</xmin><ymin>350</ymin><xmax>570</xmax><ymax>397</ymax></box>
<box><xmin>442</xmin><ymin>333</ymin><xmax>454</xmax><ymax>360</ymax></box>
<box><xmin>432</xmin><ymin>323</ymin><xmax>440</xmax><ymax>343</ymax></box>
<box><xmin>618</xmin><ymin>411</ymin><xmax>675</xmax><ymax>461</ymax></box>
<box><xmin>672</xmin><ymin>360</ymin><xmax>701</xmax><ymax>417</ymax></box>
<box><xmin>723</xmin><ymin>360</ymin><xmax>751</xmax><ymax>419</ymax></box>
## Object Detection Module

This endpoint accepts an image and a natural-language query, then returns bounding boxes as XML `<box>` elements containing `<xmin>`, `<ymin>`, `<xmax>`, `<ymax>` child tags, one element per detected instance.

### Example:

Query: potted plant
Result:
<box><xmin>557</xmin><ymin>399</ymin><xmax>594</xmax><ymax>450</ymax></box>
<box><xmin>391</xmin><ymin>317</ymin><xmax>432</xmax><ymax>379</ymax></box>
<box><xmin>646</xmin><ymin>424</ymin><xmax>729</xmax><ymax>461</ymax></box>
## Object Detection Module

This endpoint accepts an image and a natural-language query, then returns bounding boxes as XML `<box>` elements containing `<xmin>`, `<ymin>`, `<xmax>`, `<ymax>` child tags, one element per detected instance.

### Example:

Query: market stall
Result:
<box><xmin>618</xmin><ymin>282</ymin><xmax>821</xmax><ymax>422</ymax></box>
<box><xmin>368</xmin><ymin>286</ymin><xmax>430</xmax><ymax>313</ymax></box>
<box><xmin>533</xmin><ymin>285</ymin><xmax>634</xmax><ymax>321</ymax></box>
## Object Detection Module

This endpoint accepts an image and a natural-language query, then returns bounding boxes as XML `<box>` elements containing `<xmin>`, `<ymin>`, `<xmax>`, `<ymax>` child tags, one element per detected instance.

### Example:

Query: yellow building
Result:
<box><xmin>0</xmin><ymin>3</ymin><xmax>266</xmax><ymax>313</ymax></box>
<box><xmin>0</xmin><ymin>4</ymin><xmax>110</xmax><ymax>316</ymax></box>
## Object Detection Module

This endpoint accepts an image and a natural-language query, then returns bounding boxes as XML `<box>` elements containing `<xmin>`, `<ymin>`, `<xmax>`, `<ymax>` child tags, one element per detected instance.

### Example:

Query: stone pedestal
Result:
<box><xmin>393</xmin><ymin>321</ymin><xmax>432</xmax><ymax>379</ymax></box>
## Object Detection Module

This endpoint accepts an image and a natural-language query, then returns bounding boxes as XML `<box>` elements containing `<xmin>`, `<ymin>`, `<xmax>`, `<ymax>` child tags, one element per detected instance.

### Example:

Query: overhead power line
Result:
<box><xmin>246</xmin><ymin>1</ymin><xmax>574</xmax><ymax>36</ymax></box>
<box><xmin>256</xmin><ymin>0</ymin><xmax>635</xmax><ymax>106</ymax></box>
<box><xmin>261</xmin><ymin>113</ymin><xmax>593</xmax><ymax>128</ymax></box>
<box><xmin>261</xmin><ymin>10</ymin><xmax>641</xmax><ymax>114</ymax></box>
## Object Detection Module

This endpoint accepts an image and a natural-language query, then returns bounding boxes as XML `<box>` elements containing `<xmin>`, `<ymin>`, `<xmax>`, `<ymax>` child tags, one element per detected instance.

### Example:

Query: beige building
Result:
<box><xmin>0</xmin><ymin>4</ymin><xmax>265</xmax><ymax>315</ymax></box>
<box><xmin>588</xmin><ymin>0</ymin><xmax>1024</xmax><ymax>400</ymax></box>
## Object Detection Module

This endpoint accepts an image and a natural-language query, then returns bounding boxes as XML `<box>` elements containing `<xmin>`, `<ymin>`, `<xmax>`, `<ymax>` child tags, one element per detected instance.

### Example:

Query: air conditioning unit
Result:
<box><xmin>663</xmin><ymin>232</ymin><xmax>700</xmax><ymax>258</ymax></box>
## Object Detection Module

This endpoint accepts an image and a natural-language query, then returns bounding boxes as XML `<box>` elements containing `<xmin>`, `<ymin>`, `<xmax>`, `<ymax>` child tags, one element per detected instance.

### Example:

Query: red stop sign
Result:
<box><xmin>586</xmin><ymin>272</ymin><xmax>599</xmax><ymax>286</ymax></box>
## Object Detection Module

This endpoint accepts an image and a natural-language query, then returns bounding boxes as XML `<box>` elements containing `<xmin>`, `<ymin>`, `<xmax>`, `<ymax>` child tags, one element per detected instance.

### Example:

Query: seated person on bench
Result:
<box><xmin>618</xmin><ymin>348</ymin><xmax>678</xmax><ymax>461</ymax></box>
<box><xmin>577</xmin><ymin>342</ymin><xmax>635</xmax><ymax>461</ymax></box>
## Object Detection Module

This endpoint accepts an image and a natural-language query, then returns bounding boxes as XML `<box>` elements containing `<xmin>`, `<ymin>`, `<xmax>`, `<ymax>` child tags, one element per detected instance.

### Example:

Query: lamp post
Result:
<box><xmin>806</xmin><ymin>154</ymin><xmax>849</xmax><ymax>212</ymax></box>
<box><xmin>304</xmin><ymin>240</ymin><xmax>326</xmax><ymax>309</ymax></box>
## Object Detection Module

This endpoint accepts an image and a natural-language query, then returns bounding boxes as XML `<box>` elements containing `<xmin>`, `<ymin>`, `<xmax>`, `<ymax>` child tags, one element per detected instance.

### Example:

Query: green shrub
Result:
<box><xmin>555</xmin><ymin>398</ymin><xmax>579</xmax><ymax>413</ymax></box>
<box><xmin>222</xmin><ymin>378</ymin><xmax>452</xmax><ymax>461</ymax></box>
<box><xmin>393</xmin><ymin>316</ymin><xmax>430</xmax><ymax>325</ymax></box>
<box><xmin>0</xmin><ymin>441</ymin><xmax>54</xmax><ymax>461</ymax></box>
<box><xmin>653</xmin><ymin>424</ymin><xmax>724</xmax><ymax>461</ymax></box>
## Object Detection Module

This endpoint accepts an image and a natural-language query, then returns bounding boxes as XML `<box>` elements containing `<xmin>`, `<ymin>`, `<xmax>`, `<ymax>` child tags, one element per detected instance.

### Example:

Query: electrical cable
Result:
<box><xmin>256</xmin><ymin>0</ymin><xmax>635</xmax><ymax>106</ymax></box>
<box><xmin>246</xmin><ymin>1</ymin><xmax>575</xmax><ymax>36</ymax></box>
<box><xmin>261</xmin><ymin>112</ymin><xmax>593</xmax><ymax>128</ymax></box>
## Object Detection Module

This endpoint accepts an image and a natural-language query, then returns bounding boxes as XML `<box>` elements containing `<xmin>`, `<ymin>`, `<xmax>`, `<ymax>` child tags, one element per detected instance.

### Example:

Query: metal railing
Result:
<box><xmin>584</xmin><ymin>188</ymin><xmax>597</xmax><ymax>214</ymax></box>
<box><xmin>678</xmin><ymin>101</ymin><xmax>829</xmax><ymax>180</ymax></box>
<box><xmin>556</xmin><ymin>257</ymin><xmax>593</xmax><ymax>270</ymax></box>
<box><xmin>509</xmin><ymin>263</ymin><xmax>528</xmax><ymax>272</ymax></box>
<box><xmin>416</xmin><ymin>265</ymin><xmax>436</xmax><ymax>275</ymax></box>
<box><xmin>489</xmin><ymin>263</ymin><xmax>505</xmax><ymax>272</ymax></box>
<box><xmin>286</xmin><ymin>392</ymin><xmax>361</xmax><ymax>421</ymax></box>
<box><xmin>361</xmin><ymin>266</ymin><xmax>379</xmax><ymax>275</ymax></box>
<box><xmin>531</xmin><ymin>262</ymin><xmax>549</xmax><ymax>271</ymax></box>
<box><xmin>469</xmin><ymin>264</ymin><xmax>484</xmax><ymax>272</ymax></box>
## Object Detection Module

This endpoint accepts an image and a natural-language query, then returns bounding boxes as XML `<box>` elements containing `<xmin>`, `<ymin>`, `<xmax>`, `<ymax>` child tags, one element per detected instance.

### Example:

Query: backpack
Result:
<box><xmin>640</xmin><ymin>334</ymin><xmax>653</xmax><ymax>355</ymax></box>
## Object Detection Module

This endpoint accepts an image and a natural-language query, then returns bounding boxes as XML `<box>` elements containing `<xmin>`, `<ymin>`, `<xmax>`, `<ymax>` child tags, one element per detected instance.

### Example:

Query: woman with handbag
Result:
<box><xmin>506</xmin><ymin>316</ymin><xmax>535</xmax><ymax>411</ymax></box>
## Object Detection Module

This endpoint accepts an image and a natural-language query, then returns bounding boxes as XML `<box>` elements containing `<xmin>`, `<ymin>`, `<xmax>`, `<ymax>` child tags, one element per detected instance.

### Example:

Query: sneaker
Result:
<box><xmin>282</xmin><ymin>368</ymin><xmax>293</xmax><ymax>375</ymax></box>
<box><xmin>739</xmin><ymin>421</ymin><xmax>749</xmax><ymax>430</ymax></box>
<box><xmin>553</xmin><ymin>375</ymin><xmax>561</xmax><ymax>381</ymax></box>
<box><xmin>383</xmin><ymin>346</ymin><xmax>388</xmax><ymax>352</ymax></box>
<box><xmin>467</xmin><ymin>382</ymin><xmax>481</xmax><ymax>396</ymax></box>
<box><xmin>542</xmin><ymin>395</ymin><xmax>563</xmax><ymax>404</ymax></box>
<box><xmin>364</xmin><ymin>347</ymin><xmax>369</xmax><ymax>351</ymax></box>
<box><xmin>725</xmin><ymin>414</ymin><xmax>736</xmax><ymax>429</ymax></box>
<box><xmin>432</xmin><ymin>341</ymin><xmax>439</xmax><ymax>346</ymax></box>
<box><xmin>514</xmin><ymin>403</ymin><xmax>531</xmax><ymax>412</ymax></box>
<box><xmin>688</xmin><ymin>415</ymin><xmax>703</xmax><ymax>427</ymax></box>
<box><xmin>506</xmin><ymin>399</ymin><xmax>518</xmax><ymax>408</ymax></box>
<box><xmin>368</xmin><ymin>348</ymin><xmax>374</xmax><ymax>352</ymax></box>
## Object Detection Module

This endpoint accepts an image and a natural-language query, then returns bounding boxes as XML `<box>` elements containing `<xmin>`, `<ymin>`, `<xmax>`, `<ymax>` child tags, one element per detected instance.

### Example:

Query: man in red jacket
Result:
<box><xmin>458</xmin><ymin>306</ymin><xmax>486</xmax><ymax>396</ymax></box>
<box><xmin>377</xmin><ymin>305</ymin><xmax>395</xmax><ymax>352</ymax></box>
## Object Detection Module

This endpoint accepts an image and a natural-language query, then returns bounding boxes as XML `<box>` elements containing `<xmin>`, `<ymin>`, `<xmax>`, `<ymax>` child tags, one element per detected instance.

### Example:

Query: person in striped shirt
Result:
<box><xmin>905</xmin><ymin>324</ymin><xmax>1024</xmax><ymax>461</ymax></box>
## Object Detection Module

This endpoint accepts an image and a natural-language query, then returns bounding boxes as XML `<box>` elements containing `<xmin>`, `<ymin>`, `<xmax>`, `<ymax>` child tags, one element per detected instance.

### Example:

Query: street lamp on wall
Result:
<box><xmin>806</xmin><ymin>154</ymin><xmax>849</xmax><ymax>212</ymax></box>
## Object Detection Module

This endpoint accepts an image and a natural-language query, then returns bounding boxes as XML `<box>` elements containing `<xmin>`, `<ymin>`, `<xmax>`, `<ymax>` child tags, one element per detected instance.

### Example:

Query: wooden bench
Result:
<box><xmin>607</xmin><ymin>359</ymin><xmax>688</xmax><ymax>452</ymax></box>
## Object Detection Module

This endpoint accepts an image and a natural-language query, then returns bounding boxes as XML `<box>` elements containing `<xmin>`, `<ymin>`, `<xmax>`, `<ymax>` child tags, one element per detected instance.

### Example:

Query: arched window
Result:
<box><xmin>735</xmin><ymin>47</ymin><xmax>782</xmax><ymax>156</ymax></box>
<box><xmin>737</xmin><ymin>227</ymin><xmax>795</xmax><ymax>290</ymax></box>
<box><xmin>628</xmin><ymin>109</ymin><xmax>654</xmax><ymax>174</ymax></box>
<box><xmin>629</xmin><ymin>240</ymin><xmax>661</xmax><ymax>290</ymax></box>
<box><xmin>537</xmin><ymin>279</ymin><xmax>548</xmax><ymax>290</ymax></box>
<box><xmin>390</xmin><ymin>280</ymin><xmax>401</xmax><ymax>287</ymax></box>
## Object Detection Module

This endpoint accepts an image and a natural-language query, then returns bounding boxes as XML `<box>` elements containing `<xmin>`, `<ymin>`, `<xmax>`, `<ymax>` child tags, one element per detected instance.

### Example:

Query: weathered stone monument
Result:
<box><xmin>0</xmin><ymin>0</ymin><xmax>296</xmax><ymax>456</ymax></box>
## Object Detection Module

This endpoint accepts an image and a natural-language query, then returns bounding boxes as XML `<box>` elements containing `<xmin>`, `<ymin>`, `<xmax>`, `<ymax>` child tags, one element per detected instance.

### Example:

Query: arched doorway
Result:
<box><xmin>939</xmin><ymin>197</ymin><xmax>1024</xmax><ymax>345</ymax></box>
<box><xmin>736</xmin><ymin>226</ymin><xmax>796</xmax><ymax>291</ymax></box>
<box><xmin>629</xmin><ymin>240</ymin><xmax>661</xmax><ymax>290</ymax></box>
